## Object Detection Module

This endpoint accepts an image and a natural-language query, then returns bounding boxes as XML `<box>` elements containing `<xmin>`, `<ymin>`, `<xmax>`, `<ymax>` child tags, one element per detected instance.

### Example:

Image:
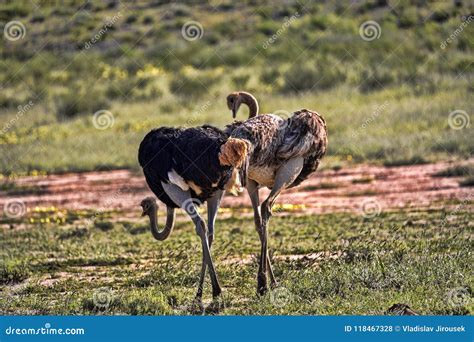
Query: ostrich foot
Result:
<box><xmin>212</xmin><ymin>285</ymin><xmax>222</xmax><ymax>299</ymax></box>
<box><xmin>206</xmin><ymin>296</ymin><xmax>226</xmax><ymax>314</ymax></box>
<box><xmin>257</xmin><ymin>272</ymin><xmax>268</xmax><ymax>295</ymax></box>
<box><xmin>261</xmin><ymin>201</ymin><xmax>273</xmax><ymax>225</ymax></box>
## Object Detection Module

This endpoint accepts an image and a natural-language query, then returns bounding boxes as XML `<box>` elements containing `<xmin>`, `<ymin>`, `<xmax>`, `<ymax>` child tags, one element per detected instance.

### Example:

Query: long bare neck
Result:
<box><xmin>239</xmin><ymin>92</ymin><xmax>259</xmax><ymax>118</ymax></box>
<box><xmin>148</xmin><ymin>206</ymin><xmax>175</xmax><ymax>241</ymax></box>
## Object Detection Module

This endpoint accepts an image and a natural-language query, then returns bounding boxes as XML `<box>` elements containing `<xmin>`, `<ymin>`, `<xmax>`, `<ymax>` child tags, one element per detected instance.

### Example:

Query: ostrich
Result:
<box><xmin>225</xmin><ymin>91</ymin><xmax>328</xmax><ymax>294</ymax></box>
<box><xmin>138</xmin><ymin>125</ymin><xmax>249</xmax><ymax>299</ymax></box>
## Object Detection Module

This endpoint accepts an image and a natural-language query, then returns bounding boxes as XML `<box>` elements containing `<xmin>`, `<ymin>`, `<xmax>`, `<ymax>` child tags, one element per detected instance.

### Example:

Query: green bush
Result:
<box><xmin>282</xmin><ymin>61</ymin><xmax>346</xmax><ymax>93</ymax></box>
<box><xmin>54</xmin><ymin>86</ymin><xmax>109</xmax><ymax>119</ymax></box>
<box><xmin>0</xmin><ymin>260</ymin><xmax>30</xmax><ymax>285</ymax></box>
<box><xmin>169</xmin><ymin>69</ymin><xmax>221</xmax><ymax>98</ymax></box>
<box><xmin>260</xmin><ymin>67</ymin><xmax>281</xmax><ymax>85</ymax></box>
<box><xmin>232</xmin><ymin>74</ymin><xmax>250</xmax><ymax>88</ymax></box>
<box><xmin>359</xmin><ymin>66</ymin><xmax>395</xmax><ymax>93</ymax></box>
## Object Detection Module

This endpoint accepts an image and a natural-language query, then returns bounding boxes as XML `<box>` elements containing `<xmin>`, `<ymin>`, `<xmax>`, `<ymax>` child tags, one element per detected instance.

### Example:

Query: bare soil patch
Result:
<box><xmin>1</xmin><ymin>161</ymin><xmax>472</xmax><ymax>218</ymax></box>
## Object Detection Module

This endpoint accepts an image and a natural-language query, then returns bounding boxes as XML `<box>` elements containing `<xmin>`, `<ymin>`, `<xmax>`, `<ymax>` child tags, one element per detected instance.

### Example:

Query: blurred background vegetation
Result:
<box><xmin>0</xmin><ymin>0</ymin><xmax>472</xmax><ymax>175</ymax></box>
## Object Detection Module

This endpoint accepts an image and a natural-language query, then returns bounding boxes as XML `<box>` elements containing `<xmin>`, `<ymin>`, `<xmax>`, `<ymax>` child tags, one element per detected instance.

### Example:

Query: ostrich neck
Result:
<box><xmin>239</xmin><ymin>92</ymin><xmax>259</xmax><ymax>118</ymax></box>
<box><xmin>148</xmin><ymin>207</ymin><xmax>175</xmax><ymax>241</ymax></box>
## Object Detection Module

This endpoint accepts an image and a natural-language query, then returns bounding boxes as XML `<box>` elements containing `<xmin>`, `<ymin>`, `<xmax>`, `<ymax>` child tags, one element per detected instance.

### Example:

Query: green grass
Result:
<box><xmin>434</xmin><ymin>164</ymin><xmax>474</xmax><ymax>177</ymax></box>
<box><xmin>0</xmin><ymin>87</ymin><xmax>472</xmax><ymax>176</ymax></box>
<box><xmin>1</xmin><ymin>207</ymin><xmax>472</xmax><ymax>315</ymax></box>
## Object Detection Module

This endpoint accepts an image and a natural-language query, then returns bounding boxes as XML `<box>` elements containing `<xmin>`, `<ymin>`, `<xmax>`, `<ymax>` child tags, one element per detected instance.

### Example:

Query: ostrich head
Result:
<box><xmin>226</xmin><ymin>91</ymin><xmax>259</xmax><ymax>119</ymax></box>
<box><xmin>140</xmin><ymin>196</ymin><xmax>157</xmax><ymax>217</ymax></box>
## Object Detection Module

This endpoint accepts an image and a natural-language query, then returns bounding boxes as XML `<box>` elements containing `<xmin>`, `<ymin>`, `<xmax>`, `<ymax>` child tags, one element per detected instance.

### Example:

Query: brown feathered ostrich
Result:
<box><xmin>225</xmin><ymin>91</ymin><xmax>328</xmax><ymax>294</ymax></box>
<box><xmin>138</xmin><ymin>125</ymin><xmax>249</xmax><ymax>299</ymax></box>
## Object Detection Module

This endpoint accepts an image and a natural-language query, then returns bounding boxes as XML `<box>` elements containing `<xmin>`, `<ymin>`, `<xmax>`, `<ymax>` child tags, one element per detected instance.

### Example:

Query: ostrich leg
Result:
<box><xmin>247</xmin><ymin>180</ymin><xmax>277</xmax><ymax>289</ymax></box>
<box><xmin>162</xmin><ymin>182</ymin><xmax>222</xmax><ymax>298</ymax></box>
<box><xmin>258</xmin><ymin>157</ymin><xmax>304</xmax><ymax>294</ymax></box>
<box><xmin>195</xmin><ymin>190</ymin><xmax>224</xmax><ymax>299</ymax></box>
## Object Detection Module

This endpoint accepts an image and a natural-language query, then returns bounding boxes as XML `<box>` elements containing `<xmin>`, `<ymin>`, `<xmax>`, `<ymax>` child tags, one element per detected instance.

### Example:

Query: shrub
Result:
<box><xmin>232</xmin><ymin>74</ymin><xmax>250</xmax><ymax>88</ymax></box>
<box><xmin>54</xmin><ymin>86</ymin><xmax>108</xmax><ymax>119</ymax></box>
<box><xmin>282</xmin><ymin>61</ymin><xmax>346</xmax><ymax>93</ymax></box>
<box><xmin>260</xmin><ymin>67</ymin><xmax>280</xmax><ymax>85</ymax></box>
<box><xmin>125</xmin><ymin>14</ymin><xmax>137</xmax><ymax>24</ymax></box>
<box><xmin>460</xmin><ymin>177</ymin><xmax>474</xmax><ymax>187</ymax></box>
<box><xmin>142</xmin><ymin>15</ymin><xmax>154</xmax><ymax>25</ymax></box>
<box><xmin>434</xmin><ymin>165</ymin><xmax>474</xmax><ymax>177</ymax></box>
<box><xmin>169</xmin><ymin>68</ymin><xmax>221</xmax><ymax>98</ymax></box>
<box><xmin>0</xmin><ymin>260</ymin><xmax>30</xmax><ymax>285</ymax></box>
<box><xmin>0</xmin><ymin>3</ymin><xmax>30</xmax><ymax>21</ymax></box>
<box><xmin>359</xmin><ymin>66</ymin><xmax>395</xmax><ymax>93</ymax></box>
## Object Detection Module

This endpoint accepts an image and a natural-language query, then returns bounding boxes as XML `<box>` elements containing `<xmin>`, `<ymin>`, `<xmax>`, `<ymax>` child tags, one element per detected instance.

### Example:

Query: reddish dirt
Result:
<box><xmin>0</xmin><ymin>160</ymin><xmax>472</xmax><ymax>219</ymax></box>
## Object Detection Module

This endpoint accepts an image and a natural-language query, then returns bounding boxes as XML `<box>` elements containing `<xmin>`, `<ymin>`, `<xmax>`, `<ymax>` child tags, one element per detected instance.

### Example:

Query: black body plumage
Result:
<box><xmin>138</xmin><ymin>125</ymin><xmax>233</xmax><ymax>208</ymax></box>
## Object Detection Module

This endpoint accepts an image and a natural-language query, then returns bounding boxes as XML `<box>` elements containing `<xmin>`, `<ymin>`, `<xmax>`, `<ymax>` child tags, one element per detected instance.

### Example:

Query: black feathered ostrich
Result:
<box><xmin>138</xmin><ymin>125</ymin><xmax>249</xmax><ymax>299</ymax></box>
<box><xmin>225</xmin><ymin>91</ymin><xmax>328</xmax><ymax>294</ymax></box>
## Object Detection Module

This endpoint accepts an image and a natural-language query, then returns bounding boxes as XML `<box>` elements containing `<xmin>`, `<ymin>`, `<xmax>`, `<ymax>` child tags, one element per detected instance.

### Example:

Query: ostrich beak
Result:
<box><xmin>140</xmin><ymin>205</ymin><xmax>146</xmax><ymax>216</ymax></box>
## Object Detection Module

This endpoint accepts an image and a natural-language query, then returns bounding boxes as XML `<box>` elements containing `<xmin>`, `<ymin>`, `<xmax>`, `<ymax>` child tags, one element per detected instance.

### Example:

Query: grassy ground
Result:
<box><xmin>1</xmin><ymin>206</ymin><xmax>472</xmax><ymax>315</ymax></box>
<box><xmin>1</xmin><ymin>86</ymin><xmax>472</xmax><ymax>176</ymax></box>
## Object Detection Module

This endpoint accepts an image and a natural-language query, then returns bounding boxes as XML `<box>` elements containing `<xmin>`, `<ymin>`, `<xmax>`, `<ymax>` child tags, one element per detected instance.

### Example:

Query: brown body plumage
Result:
<box><xmin>225</xmin><ymin>93</ymin><xmax>328</xmax><ymax>188</ymax></box>
<box><xmin>225</xmin><ymin>91</ymin><xmax>328</xmax><ymax>295</ymax></box>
